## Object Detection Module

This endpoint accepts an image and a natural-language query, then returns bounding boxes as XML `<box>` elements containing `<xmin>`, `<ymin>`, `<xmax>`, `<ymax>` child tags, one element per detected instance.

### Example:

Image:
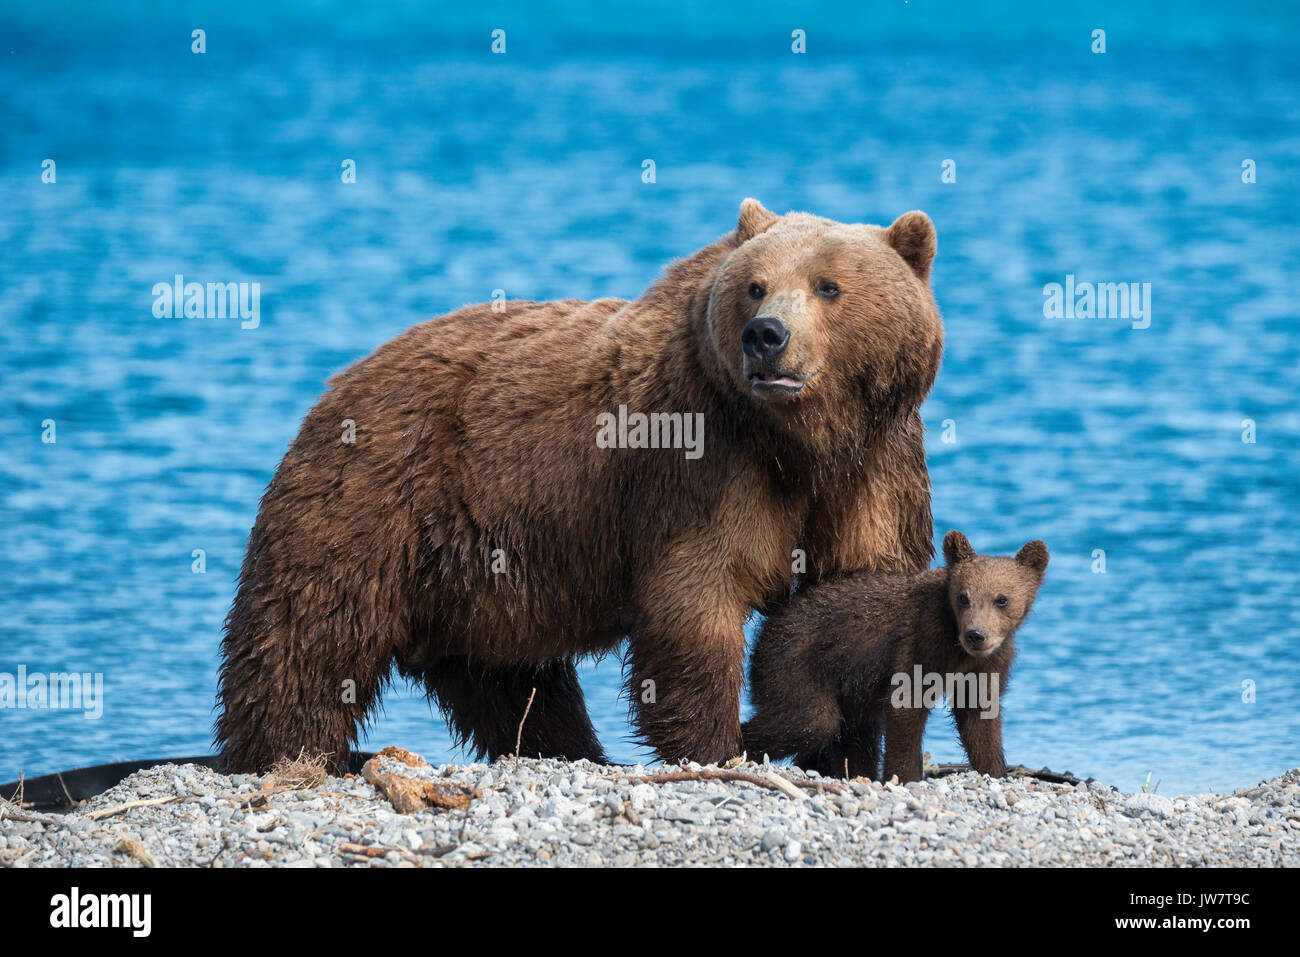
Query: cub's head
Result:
<box><xmin>705</xmin><ymin>198</ymin><xmax>943</xmax><ymax>432</ymax></box>
<box><xmin>942</xmin><ymin>530</ymin><xmax>1049</xmax><ymax>658</ymax></box>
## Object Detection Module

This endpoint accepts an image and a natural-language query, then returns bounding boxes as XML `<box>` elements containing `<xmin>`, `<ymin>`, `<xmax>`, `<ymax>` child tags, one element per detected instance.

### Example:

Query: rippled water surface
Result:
<box><xmin>2</xmin><ymin>6</ymin><xmax>1297</xmax><ymax>794</ymax></box>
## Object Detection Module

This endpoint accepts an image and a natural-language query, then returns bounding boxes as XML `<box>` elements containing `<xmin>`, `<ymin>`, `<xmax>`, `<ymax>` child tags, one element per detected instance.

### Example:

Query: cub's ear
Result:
<box><xmin>737</xmin><ymin>198</ymin><xmax>779</xmax><ymax>243</ymax></box>
<box><xmin>1015</xmin><ymin>540</ymin><xmax>1050</xmax><ymax>575</ymax></box>
<box><xmin>943</xmin><ymin>530</ymin><xmax>975</xmax><ymax>566</ymax></box>
<box><xmin>884</xmin><ymin>210</ymin><xmax>936</xmax><ymax>282</ymax></box>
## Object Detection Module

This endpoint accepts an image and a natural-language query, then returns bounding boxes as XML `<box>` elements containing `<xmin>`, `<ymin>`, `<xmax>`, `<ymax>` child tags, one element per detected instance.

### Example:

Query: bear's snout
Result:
<box><xmin>742</xmin><ymin>315</ymin><xmax>808</xmax><ymax>398</ymax></box>
<box><xmin>960</xmin><ymin>627</ymin><xmax>1002</xmax><ymax>657</ymax></box>
<box><xmin>741</xmin><ymin>316</ymin><xmax>790</xmax><ymax>361</ymax></box>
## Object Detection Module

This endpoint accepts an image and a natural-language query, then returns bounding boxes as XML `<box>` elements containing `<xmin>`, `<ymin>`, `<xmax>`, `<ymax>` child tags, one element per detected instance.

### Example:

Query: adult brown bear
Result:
<box><xmin>215</xmin><ymin>199</ymin><xmax>944</xmax><ymax>772</ymax></box>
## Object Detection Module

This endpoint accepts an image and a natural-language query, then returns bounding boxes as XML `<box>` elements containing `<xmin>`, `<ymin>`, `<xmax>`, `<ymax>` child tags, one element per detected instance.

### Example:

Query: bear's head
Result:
<box><xmin>705</xmin><ymin>198</ymin><xmax>943</xmax><ymax>441</ymax></box>
<box><xmin>942</xmin><ymin>530</ymin><xmax>1049</xmax><ymax>658</ymax></box>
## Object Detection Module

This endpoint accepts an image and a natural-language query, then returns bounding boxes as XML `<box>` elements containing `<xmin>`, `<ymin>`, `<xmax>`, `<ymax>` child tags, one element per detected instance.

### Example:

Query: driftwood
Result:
<box><xmin>616</xmin><ymin>768</ymin><xmax>846</xmax><ymax>799</ymax></box>
<box><xmin>84</xmin><ymin>795</ymin><xmax>185</xmax><ymax>821</ymax></box>
<box><xmin>613</xmin><ymin>762</ymin><xmax>1084</xmax><ymax>798</ymax></box>
<box><xmin>360</xmin><ymin>756</ymin><xmax>478</xmax><ymax>813</ymax></box>
<box><xmin>926</xmin><ymin>763</ymin><xmax>1091</xmax><ymax>786</ymax></box>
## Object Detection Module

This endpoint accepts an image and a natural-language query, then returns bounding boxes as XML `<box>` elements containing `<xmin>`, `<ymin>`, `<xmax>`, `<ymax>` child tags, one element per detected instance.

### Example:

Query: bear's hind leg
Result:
<box><xmin>423</xmin><ymin>657</ymin><xmax>607</xmax><ymax>763</ymax></box>
<box><xmin>216</xmin><ymin>615</ymin><xmax>392</xmax><ymax>774</ymax></box>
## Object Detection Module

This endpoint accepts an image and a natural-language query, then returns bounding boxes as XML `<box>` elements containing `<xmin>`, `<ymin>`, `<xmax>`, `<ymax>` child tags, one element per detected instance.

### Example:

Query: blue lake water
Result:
<box><xmin>2</xmin><ymin>3</ymin><xmax>1297</xmax><ymax>795</ymax></box>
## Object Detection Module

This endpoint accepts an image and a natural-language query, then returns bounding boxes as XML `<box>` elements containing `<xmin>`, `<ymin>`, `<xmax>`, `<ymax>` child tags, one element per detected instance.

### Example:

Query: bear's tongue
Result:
<box><xmin>756</xmin><ymin>374</ymin><xmax>803</xmax><ymax>387</ymax></box>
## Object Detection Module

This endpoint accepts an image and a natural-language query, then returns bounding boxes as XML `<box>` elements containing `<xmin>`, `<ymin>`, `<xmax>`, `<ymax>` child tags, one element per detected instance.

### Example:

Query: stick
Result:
<box><xmin>235</xmin><ymin>785</ymin><xmax>296</xmax><ymax>809</ymax></box>
<box><xmin>84</xmin><ymin>795</ymin><xmax>183</xmax><ymax>821</ymax></box>
<box><xmin>0</xmin><ymin>795</ymin><xmax>58</xmax><ymax>825</ymax></box>
<box><xmin>57</xmin><ymin>772</ymin><xmax>75</xmax><ymax>808</ymax></box>
<box><xmin>514</xmin><ymin>687</ymin><xmax>537</xmax><ymax>759</ymax></box>
<box><xmin>618</xmin><ymin>769</ymin><xmax>826</xmax><ymax>800</ymax></box>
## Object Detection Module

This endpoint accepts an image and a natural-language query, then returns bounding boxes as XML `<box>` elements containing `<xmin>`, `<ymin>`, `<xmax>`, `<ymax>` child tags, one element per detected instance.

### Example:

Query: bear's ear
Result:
<box><xmin>884</xmin><ymin>210</ymin><xmax>936</xmax><ymax>282</ymax></box>
<box><xmin>943</xmin><ymin>530</ymin><xmax>975</xmax><ymax>566</ymax></box>
<box><xmin>736</xmin><ymin>198</ymin><xmax>779</xmax><ymax>243</ymax></box>
<box><xmin>1015</xmin><ymin>540</ymin><xmax>1050</xmax><ymax>576</ymax></box>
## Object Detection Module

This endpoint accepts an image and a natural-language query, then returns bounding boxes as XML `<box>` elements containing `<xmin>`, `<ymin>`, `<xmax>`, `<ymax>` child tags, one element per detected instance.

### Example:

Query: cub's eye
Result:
<box><xmin>816</xmin><ymin>280</ymin><xmax>840</xmax><ymax>299</ymax></box>
<box><xmin>748</xmin><ymin>282</ymin><xmax>766</xmax><ymax>300</ymax></box>
<box><xmin>996</xmin><ymin>595</ymin><xmax>1009</xmax><ymax>608</ymax></box>
<box><xmin>957</xmin><ymin>593</ymin><xmax>970</xmax><ymax>607</ymax></box>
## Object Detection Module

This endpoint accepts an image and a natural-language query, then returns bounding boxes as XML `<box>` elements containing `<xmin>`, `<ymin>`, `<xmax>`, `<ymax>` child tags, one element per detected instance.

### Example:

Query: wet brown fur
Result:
<box><xmin>215</xmin><ymin>200</ymin><xmax>945</xmax><ymax>772</ymax></box>
<box><xmin>744</xmin><ymin>531</ymin><xmax>1048</xmax><ymax>781</ymax></box>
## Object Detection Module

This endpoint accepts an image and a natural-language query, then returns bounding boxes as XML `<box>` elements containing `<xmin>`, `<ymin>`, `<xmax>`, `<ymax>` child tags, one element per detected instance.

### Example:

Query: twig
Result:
<box><xmin>340</xmin><ymin>842</ymin><xmax>401</xmax><ymax>859</ymax></box>
<box><xmin>514</xmin><ymin>687</ymin><xmax>537</xmax><ymax>759</ymax></box>
<box><xmin>235</xmin><ymin>785</ymin><xmax>295</xmax><ymax>808</ymax></box>
<box><xmin>206</xmin><ymin>836</ymin><xmax>229</xmax><ymax>868</ymax></box>
<box><xmin>418</xmin><ymin>843</ymin><xmax>458</xmax><ymax>858</ymax></box>
<box><xmin>0</xmin><ymin>794</ymin><xmax>58</xmax><ymax>825</ymax></box>
<box><xmin>57</xmin><ymin>773</ymin><xmax>75</xmax><ymax>808</ymax></box>
<box><xmin>617</xmin><ymin>769</ymin><xmax>835</xmax><ymax>799</ymax></box>
<box><xmin>84</xmin><ymin>795</ymin><xmax>184</xmax><ymax>821</ymax></box>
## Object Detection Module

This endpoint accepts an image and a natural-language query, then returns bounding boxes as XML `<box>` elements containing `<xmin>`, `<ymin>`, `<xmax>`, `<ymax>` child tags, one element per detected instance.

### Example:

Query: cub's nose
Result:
<box><xmin>964</xmin><ymin>629</ymin><xmax>987</xmax><ymax>648</ymax></box>
<box><xmin>741</xmin><ymin>316</ymin><xmax>790</xmax><ymax>361</ymax></box>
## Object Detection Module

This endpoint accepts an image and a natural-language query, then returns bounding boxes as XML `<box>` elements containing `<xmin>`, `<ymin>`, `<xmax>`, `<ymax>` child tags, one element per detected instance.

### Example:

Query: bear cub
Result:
<box><xmin>744</xmin><ymin>530</ymin><xmax>1048</xmax><ymax>783</ymax></box>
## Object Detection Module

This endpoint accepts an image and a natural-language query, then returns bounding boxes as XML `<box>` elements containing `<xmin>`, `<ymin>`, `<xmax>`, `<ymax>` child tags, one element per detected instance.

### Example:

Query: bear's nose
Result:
<box><xmin>964</xmin><ymin>629</ymin><xmax>986</xmax><ymax>648</ymax></box>
<box><xmin>741</xmin><ymin>316</ymin><xmax>790</xmax><ymax>360</ymax></box>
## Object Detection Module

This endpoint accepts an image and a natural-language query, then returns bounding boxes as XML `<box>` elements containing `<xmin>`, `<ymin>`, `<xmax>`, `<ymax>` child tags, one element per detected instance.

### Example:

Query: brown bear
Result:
<box><xmin>214</xmin><ymin>199</ymin><xmax>945</xmax><ymax>772</ymax></box>
<box><xmin>743</xmin><ymin>530</ymin><xmax>1048</xmax><ymax>782</ymax></box>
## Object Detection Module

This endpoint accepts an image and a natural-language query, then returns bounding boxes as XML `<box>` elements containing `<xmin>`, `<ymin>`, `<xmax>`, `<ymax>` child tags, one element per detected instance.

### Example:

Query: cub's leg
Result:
<box><xmin>883</xmin><ymin>705</ymin><xmax>931</xmax><ymax>783</ymax></box>
<box><xmin>954</xmin><ymin>704</ymin><xmax>1006</xmax><ymax>777</ymax></box>
<box><xmin>829</xmin><ymin>697</ymin><xmax>884</xmax><ymax>779</ymax></box>
<box><xmin>422</xmin><ymin>657</ymin><xmax>607</xmax><ymax>763</ymax></box>
<box><xmin>743</xmin><ymin>687</ymin><xmax>842</xmax><ymax>766</ymax></box>
<box><xmin>818</xmin><ymin>725</ymin><xmax>882</xmax><ymax>780</ymax></box>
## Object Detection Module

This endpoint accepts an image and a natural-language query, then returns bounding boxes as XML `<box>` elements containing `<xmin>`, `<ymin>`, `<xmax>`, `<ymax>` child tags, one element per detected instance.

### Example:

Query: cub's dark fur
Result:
<box><xmin>744</xmin><ymin>530</ymin><xmax>1048</xmax><ymax>782</ymax></box>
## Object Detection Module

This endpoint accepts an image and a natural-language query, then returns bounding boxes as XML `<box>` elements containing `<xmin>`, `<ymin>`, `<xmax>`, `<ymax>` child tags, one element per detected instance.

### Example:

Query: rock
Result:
<box><xmin>1125</xmin><ymin>792</ymin><xmax>1176</xmax><ymax>819</ymax></box>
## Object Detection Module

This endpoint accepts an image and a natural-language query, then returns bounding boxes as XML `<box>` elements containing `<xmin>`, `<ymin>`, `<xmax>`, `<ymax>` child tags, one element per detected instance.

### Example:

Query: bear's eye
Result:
<box><xmin>816</xmin><ymin>280</ymin><xmax>840</xmax><ymax>299</ymax></box>
<box><xmin>996</xmin><ymin>595</ymin><xmax>1009</xmax><ymax>608</ymax></box>
<box><xmin>748</xmin><ymin>282</ymin><xmax>766</xmax><ymax>300</ymax></box>
<box><xmin>957</xmin><ymin>593</ymin><xmax>970</xmax><ymax>607</ymax></box>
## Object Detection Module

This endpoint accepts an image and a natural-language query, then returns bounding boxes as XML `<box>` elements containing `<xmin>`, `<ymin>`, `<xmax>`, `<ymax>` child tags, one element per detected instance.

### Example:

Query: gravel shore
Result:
<box><xmin>3</xmin><ymin>749</ymin><xmax>1296</xmax><ymax>867</ymax></box>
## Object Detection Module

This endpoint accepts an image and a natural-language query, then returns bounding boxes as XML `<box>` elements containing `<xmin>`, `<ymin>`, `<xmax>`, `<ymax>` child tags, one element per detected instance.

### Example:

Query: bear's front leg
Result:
<box><xmin>954</xmin><ymin>705</ymin><xmax>1007</xmax><ymax>777</ymax></box>
<box><xmin>628</xmin><ymin>590</ymin><xmax>747</xmax><ymax>766</ymax></box>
